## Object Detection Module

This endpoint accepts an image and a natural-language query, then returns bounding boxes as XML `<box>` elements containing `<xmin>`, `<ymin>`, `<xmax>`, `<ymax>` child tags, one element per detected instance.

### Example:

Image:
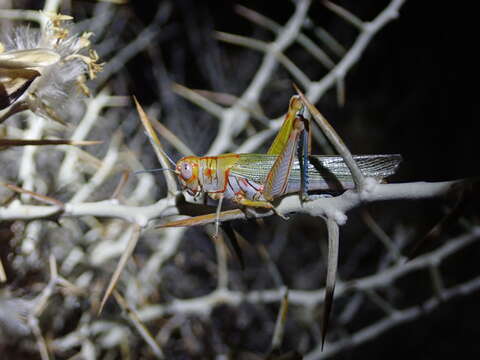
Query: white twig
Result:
<box><xmin>307</xmin><ymin>0</ymin><xmax>405</xmax><ymax>102</ymax></box>
<box><xmin>98</xmin><ymin>224</ymin><xmax>141</xmax><ymax>314</ymax></box>
<box><xmin>321</xmin><ymin>217</ymin><xmax>339</xmax><ymax>347</ymax></box>
<box><xmin>323</xmin><ymin>0</ymin><xmax>365</xmax><ymax>30</ymax></box>
<box><xmin>0</xmin><ymin>9</ymin><xmax>42</xmax><ymax>22</ymax></box>
<box><xmin>136</xmin><ymin>227</ymin><xmax>480</xmax><ymax>322</ymax></box>
<box><xmin>113</xmin><ymin>291</ymin><xmax>165</xmax><ymax>359</ymax></box>
<box><xmin>207</xmin><ymin>0</ymin><xmax>311</xmax><ymax>154</ymax></box>
<box><xmin>70</xmin><ymin>131</ymin><xmax>122</xmax><ymax>203</ymax></box>
<box><xmin>305</xmin><ymin>275</ymin><xmax>480</xmax><ymax>359</ymax></box>
<box><xmin>172</xmin><ymin>83</ymin><xmax>225</xmax><ymax>120</ymax></box>
<box><xmin>58</xmin><ymin>89</ymin><xmax>113</xmax><ymax>186</ymax></box>
<box><xmin>236</xmin><ymin>5</ymin><xmax>335</xmax><ymax>69</ymax></box>
<box><xmin>155</xmin><ymin>180</ymin><xmax>466</xmax><ymax>227</ymax></box>
<box><xmin>0</xmin><ymin>180</ymin><xmax>466</xmax><ymax>227</ymax></box>
<box><xmin>270</xmin><ymin>287</ymin><xmax>289</xmax><ymax>352</ymax></box>
<box><xmin>216</xmin><ymin>32</ymin><xmax>312</xmax><ymax>89</ymax></box>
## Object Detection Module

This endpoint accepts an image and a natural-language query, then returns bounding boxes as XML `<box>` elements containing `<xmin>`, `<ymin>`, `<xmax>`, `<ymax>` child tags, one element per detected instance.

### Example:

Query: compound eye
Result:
<box><xmin>180</xmin><ymin>162</ymin><xmax>193</xmax><ymax>180</ymax></box>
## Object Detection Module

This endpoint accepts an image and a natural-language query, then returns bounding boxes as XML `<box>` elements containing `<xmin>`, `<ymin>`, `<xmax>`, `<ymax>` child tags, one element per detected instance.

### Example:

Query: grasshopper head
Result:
<box><xmin>176</xmin><ymin>157</ymin><xmax>200</xmax><ymax>195</ymax></box>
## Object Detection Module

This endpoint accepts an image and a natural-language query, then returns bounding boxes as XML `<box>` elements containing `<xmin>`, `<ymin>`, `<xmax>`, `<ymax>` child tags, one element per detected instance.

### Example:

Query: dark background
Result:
<box><xmin>130</xmin><ymin>0</ymin><xmax>478</xmax><ymax>180</ymax></box>
<box><xmin>130</xmin><ymin>0</ymin><xmax>479</xmax><ymax>358</ymax></box>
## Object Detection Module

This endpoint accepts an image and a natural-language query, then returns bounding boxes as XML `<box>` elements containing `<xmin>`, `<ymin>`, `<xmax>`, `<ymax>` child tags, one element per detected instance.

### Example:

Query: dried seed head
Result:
<box><xmin>0</xmin><ymin>12</ymin><xmax>104</xmax><ymax>123</ymax></box>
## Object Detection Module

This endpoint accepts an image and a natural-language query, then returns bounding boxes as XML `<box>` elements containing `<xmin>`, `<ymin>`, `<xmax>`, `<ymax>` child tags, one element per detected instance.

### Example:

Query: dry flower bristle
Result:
<box><xmin>0</xmin><ymin>12</ymin><xmax>104</xmax><ymax>123</ymax></box>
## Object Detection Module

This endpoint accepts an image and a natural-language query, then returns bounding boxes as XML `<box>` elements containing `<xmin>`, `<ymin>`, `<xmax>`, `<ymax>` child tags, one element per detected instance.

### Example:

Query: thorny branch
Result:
<box><xmin>0</xmin><ymin>1</ymin><xmax>478</xmax><ymax>359</ymax></box>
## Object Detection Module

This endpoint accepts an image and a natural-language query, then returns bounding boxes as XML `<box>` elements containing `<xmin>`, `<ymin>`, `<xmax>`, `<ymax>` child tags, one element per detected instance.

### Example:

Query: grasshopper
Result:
<box><xmin>143</xmin><ymin>92</ymin><xmax>401</xmax><ymax>348</ymax></box>
<box><xmin>169</xmin><ymin>95</ymin><xmax>401</xmax><ymax>225</ymax></box>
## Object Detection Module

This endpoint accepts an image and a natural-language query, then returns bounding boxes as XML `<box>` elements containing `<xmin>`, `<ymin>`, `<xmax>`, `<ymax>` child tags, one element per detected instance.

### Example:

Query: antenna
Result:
<box><xmin>160</xmin><ymin>147</ymin><xmax>177</xmax><ymax>167</ymax></box>
<box><xmin>134</xmin><ymin>168</ymin><xmax>179</xmax><ymax>175</ymax></box>
<box><xmin>144</xmin><ymin>135</ymin><xmax>177</xmax><ymax>167</ymax></box>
